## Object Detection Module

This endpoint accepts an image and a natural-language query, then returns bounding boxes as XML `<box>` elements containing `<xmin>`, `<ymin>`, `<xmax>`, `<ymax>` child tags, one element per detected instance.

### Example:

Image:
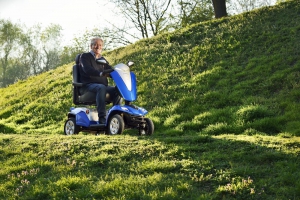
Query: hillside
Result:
<box><xmin>1</xmin><ymin>1</ymin><xmax>300</xmax><ymax>199</ymax></box>
<box><xmin>0</xmin><ymin>0</ymin><xmax>300</xmax><ymax>135</ymax></box>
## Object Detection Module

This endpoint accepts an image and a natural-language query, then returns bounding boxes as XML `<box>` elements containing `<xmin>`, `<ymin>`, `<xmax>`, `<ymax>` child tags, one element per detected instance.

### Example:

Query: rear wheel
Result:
<box><xmin>139</xmin><ymin>118</ymin><xmax>154</xmax><ymax>136</ymax></box>
<box><xmin>64</xmin><ymin>118</ymin><xmax>79</xmax><ymax>135</ymax></box>
<box><xmin>107</xmin><ymin>114</ymin><xmax>124</xmax><ymax>135</ymax></box>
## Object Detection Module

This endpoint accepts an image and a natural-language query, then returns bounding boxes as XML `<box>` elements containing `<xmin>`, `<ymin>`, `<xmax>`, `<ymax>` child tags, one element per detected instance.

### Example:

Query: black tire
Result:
<box><xmin>139</xmin><ymin>118</ymin><xmax>154</xmax><ymax>136</ymax></box>
<box><xmin>64</xmin><ymin>118</ymin><xmax>79</xmax><ymax>135</ymax></box>
<box><xmin>107</xmin><ymin>114</ymin><xmax>125</xmax><ymax>135</ymax></box>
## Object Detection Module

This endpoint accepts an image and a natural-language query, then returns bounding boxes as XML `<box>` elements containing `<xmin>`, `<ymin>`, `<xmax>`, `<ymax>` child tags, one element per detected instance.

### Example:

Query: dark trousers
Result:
<box><xmin>81</xmin><ymin>83</ymin><xmax>121</xmax><ymax>118</ymax></box>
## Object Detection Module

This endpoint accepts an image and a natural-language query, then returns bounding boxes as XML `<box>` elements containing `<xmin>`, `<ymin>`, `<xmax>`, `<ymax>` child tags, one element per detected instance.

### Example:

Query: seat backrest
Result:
<box><xmin>72</xmin><ymin>54</ymin><xmax>97</xmax><ymax>105</ymax></box>
<box><xmin>72</xmin><ymin>54</ymin><xmax>112</xmax><ymax>105</ymax></box>
<box><xmin>73</xmin><ymin>54</ymin><xmax>81</xmax><ymax>85</ymax></box>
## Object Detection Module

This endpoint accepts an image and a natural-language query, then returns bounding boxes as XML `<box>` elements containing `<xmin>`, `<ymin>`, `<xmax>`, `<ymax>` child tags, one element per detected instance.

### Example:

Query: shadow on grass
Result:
<box><xmin>148</xmin><ymin>134</ymin><xmax>300</xmax><ymax>198</ymax></box>
<box><xmin>1</xmin><ymin>133</ymin><xmax>299</xmax><ymax>199</ymax></box>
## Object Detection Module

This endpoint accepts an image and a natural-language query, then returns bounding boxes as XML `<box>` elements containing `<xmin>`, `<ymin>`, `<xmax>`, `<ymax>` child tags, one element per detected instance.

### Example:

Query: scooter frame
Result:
<box><xmin>64</xmin><ymin>61</ymin><xmax>154</xmax><ymax>136</ymax></box>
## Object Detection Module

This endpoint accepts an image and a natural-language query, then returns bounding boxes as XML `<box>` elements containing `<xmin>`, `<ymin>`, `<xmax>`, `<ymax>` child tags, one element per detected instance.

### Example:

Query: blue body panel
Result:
<box><xmin>71</xmin><ymin>104</ymin><xmax>148</xmax><ymax>127</ymax></box>
<box><xmin>107</xmin><ymin>105</ymin><xmax>148</xmax><ymax>117</ymax></box>
<box><xmin>110</xmin><ymin>71</ymin><xmax>137</xmax><ymax>101</ymax></box>
<box><xmin>70</xmin><ymin>108</ymin><xmax>98</xmax><ymax>127</ymax></box>
<box><xmin>75</xmin><ymin>111</ymin><xmax>91</xmax><ymax>127</ymax></box>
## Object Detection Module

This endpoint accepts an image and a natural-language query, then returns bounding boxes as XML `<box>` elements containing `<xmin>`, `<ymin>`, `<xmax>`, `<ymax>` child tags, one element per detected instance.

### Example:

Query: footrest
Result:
<box><xmin>90</xmin><ymin>124</ymin><xmax>106</xmax><ymax>128</ymax></box>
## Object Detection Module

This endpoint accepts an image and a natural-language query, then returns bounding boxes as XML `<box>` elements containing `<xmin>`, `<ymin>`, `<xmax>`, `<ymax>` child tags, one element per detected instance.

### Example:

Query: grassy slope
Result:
<box><xmin>1</xmin><ymin>1</ymin><xmax>300</xmax><ymax>136</ymax></box>
<box><xmin>0</xmin><ymin>66</ymin><xmax>72</xmax><ymax>134</ymax></box>
<box><xmin>108</xmin><ymin>0</ymin><xmax>300</xmax><ymax>136</ymax></box>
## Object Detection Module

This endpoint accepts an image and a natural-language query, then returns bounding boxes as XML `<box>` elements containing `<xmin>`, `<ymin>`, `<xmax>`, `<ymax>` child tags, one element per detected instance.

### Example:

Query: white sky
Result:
<box><xmin>0</xmin><ymin>0</ymin><xmax>121</xmax><ymax>46</ymax></box>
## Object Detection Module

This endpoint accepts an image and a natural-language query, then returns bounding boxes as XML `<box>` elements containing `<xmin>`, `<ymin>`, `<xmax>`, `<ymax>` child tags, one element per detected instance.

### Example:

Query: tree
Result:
<box><xmin>109</xmin><ymin>0</ymin><xmax>172</xmax><ymax>39</ymax></box>
<box><xmin>0</xmin><ymin>19</ymin><xmax>23</xmax><ymax>87</ymax></box>
<box><xmin>177</xmin><ymin>0</ymin><xmax>214</xmax><ymax>28</ymax></box>
<box><xmin>40</xmin><ymin>24</ymin><xmax>62</xmax><ymax>72</ymax></box>
<box><xmin>21</xmin><ymin>24</ymin><xmax>43</xmax><ymax>75</ymax></box>
<box><xmin>0</xmin><ymin>20</ymin><xmax>64</xmax><ymax>88</ymax></box>
<box><xmin>212</xmin><ymin>0</ymin><xmax>228</xmax><ymax>18</ymax></box>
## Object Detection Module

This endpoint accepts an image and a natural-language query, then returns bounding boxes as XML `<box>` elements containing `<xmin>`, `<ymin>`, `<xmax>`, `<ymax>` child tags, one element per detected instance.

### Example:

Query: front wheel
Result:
<box><xmin>107</xmin><ymin>114</ymin><xmax>125</xmax><ymax>135</ymax></box>
<box><xmin>64</xmin><ymin>117</ymin><xmax>79</xmax><ymax>135</ymax></box>
<box><xmin>139</xmin><ymin>118</ymin><xmax>154</xmax><ymax>136</ymax></box>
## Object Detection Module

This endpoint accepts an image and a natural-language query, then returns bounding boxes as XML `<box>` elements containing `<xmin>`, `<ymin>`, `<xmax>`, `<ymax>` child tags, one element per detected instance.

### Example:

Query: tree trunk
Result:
<box><xmin>212</xmin><ymin>0</ymin><xmax>227</xmax><ymax>18</ymax></box>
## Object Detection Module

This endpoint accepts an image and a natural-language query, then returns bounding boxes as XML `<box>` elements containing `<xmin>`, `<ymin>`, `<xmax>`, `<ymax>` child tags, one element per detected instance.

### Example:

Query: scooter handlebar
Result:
<box><xmin>100</xmin><ymin>69</ymin><xmax>114</xmax><ymax>76</ymax></box>
<box><xmin>103</xmin><ymin>68</ymin><xmax>114</xmax><ymax>74</ymax></box>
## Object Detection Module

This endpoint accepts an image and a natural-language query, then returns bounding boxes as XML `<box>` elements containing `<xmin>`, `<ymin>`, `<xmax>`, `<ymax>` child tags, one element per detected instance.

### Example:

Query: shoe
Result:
<box><xmin>98</xmin><ymin>117</ymin><xmax>106</xmax><ymax>124</ymax></box>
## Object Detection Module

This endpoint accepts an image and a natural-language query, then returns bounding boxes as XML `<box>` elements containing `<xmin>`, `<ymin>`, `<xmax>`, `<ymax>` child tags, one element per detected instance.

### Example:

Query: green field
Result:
<box><xmin>0</xmin><ymin>0</ymin><xmax>300</xmax><ymax>199</ymax></box>
<box><xmin>1</xmin><ymin>134</ymin><xmax>299</xmax><ymax>199</ymax></box>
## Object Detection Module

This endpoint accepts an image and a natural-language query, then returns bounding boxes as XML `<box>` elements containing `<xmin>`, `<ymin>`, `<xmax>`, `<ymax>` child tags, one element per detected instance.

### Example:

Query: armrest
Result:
<box><xmin>72</xmin><ymin>82</ymin><xmax>84</xmax><ymax>87</ymax></box>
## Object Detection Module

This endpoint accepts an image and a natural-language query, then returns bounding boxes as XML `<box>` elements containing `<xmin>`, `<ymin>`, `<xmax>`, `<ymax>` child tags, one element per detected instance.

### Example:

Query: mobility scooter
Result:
<box><xmin>64</xmin><ymin>54</ymin><xmax>154</xmax><ymax>135</ymax></box>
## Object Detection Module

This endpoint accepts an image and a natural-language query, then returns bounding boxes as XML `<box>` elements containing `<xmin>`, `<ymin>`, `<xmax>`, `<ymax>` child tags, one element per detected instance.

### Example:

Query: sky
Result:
<box><xmin>0</xmin><ymin>0</ymin><xmax>121</xmax><ymax>46</ymax></box>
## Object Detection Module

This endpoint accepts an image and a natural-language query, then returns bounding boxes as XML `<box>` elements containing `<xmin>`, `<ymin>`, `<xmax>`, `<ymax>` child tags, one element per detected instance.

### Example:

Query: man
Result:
<box><xmin>79</xmin><ymin>37</ymin><xmax>120</xmax><ymax>124</ymax></box>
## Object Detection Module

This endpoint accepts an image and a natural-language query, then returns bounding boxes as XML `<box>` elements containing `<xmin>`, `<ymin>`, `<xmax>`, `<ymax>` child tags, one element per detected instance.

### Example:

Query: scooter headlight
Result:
<box><xmin>121</xmin><ymin>107</ymin><xmax>129</xmax><ymax>112</ymax></box>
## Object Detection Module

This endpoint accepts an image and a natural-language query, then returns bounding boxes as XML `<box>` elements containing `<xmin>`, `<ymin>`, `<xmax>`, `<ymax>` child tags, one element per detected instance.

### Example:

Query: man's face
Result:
<box><xmin>91</xmin><ymin>40</ymin><xmax>103</xmax><ymax>56</ymax></box>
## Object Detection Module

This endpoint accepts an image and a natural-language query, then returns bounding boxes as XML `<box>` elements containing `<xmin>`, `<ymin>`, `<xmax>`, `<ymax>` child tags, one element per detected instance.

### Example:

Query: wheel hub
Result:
<box><xmin>110</xmin><ymin>118</ymin><xmax>120</xmax><ymax>134</ymax></box>
<box><xmin>65</xmin><ymin>121</ymin><xmax>75</xmax><ymax>135</ymax></box>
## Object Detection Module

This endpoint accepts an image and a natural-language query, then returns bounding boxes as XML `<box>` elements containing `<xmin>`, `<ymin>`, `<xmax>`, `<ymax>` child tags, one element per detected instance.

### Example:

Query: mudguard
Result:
<box><xmin>69</xmin><ymin>107</ymin><xmax>97</xmax><ymax>127</ymax></box>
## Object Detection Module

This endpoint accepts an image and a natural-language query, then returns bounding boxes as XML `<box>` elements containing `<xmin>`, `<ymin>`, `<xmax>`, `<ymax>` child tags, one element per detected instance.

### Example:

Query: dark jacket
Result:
<box><xmin>79</xmin><ymin>52</ymin><xmax>112</xmax><ymax>86</ymax></box>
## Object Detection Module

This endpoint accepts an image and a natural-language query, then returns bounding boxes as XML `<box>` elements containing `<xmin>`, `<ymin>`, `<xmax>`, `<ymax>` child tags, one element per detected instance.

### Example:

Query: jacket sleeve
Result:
<box><xmin>80</xmin><ymin>53</ymin><xmax>100</xmax><ymax>76</ymax></box>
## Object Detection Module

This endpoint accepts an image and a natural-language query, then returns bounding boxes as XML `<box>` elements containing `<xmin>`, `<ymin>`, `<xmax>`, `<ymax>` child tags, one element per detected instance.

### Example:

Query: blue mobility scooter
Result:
<box><xmin>63</xmin><ymin>54</ymin><xmax>154</xmax><ymax>135</ymax></box>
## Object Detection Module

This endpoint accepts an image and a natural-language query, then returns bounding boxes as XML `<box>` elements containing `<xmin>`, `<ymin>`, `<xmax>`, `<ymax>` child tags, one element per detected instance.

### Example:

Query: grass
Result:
<box><xmin>0</xmin><ymin>133</ymin><xmax>299</xmax><ymax>199</ymax></box>
<box><xmin>0</xmin><ymin>0</ymin><xmax>300</xmax><ymax>199</ymax></box>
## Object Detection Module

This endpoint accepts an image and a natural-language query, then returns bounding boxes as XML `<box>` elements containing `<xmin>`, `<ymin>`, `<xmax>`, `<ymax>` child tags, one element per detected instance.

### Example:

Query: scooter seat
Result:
<box><xmin>76</xmin><ymin>90</ymin><xmax>112</xmax><ymax>105</ymax></box>
<box><xmin>72</xmin><ymin>55</ymin><xmax>112</xmax><ymax>105</ymax></box>
<box><xmin>78</xmin><ymin>91</ymin><xmax>96</xmax><ymax>103</ymax></box>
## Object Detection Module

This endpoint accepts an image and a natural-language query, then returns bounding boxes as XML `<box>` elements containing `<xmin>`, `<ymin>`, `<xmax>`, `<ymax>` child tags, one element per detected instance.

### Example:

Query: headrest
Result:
<box><xmin>75</xmin><ymin>54</ymin><xmax>81</xmax><ymax>65</ymax></box>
